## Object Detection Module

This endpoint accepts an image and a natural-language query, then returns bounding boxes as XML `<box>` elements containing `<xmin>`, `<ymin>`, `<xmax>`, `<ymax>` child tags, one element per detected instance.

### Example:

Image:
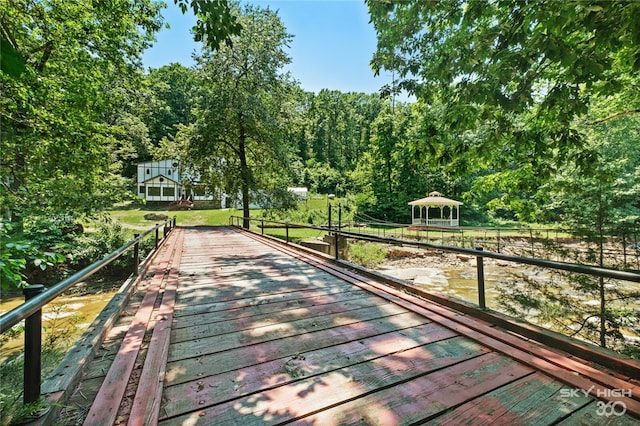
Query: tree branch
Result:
<box><xmin>589</xmin><ymin>109</ymin><xmax>640</xmax><ymax>125</ymax></box>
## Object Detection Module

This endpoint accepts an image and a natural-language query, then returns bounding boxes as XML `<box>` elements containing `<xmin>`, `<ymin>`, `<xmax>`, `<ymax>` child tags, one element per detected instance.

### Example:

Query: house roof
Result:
<box><xmin>408</xmin><ymin>191</ymin><xmax>462</xmax><ymax>206</ymax></box>
<box><xmin>142</xmin><ymin>174</ymin><xmax>181</xmax><ymax>185</ymax></box>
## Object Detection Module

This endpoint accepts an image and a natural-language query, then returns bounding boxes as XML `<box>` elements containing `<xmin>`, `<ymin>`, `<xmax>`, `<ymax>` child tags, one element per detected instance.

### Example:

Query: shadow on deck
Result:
<box><xmin>49</xmin><ymin>226</ymin><xmax>639</xmax><ymax>425</ymax></box>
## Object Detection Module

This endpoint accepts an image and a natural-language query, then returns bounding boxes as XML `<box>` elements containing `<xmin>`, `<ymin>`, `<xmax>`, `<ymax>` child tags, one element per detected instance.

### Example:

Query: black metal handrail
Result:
<box><xmin>0</xmin><ymin>217</ymin><xmax>176</xmax><ymax>407</ymax></box>
<box><xmin>230</xmin><ymin>215</ymin><xmax>640</xmax><ymax>284</ymax></box>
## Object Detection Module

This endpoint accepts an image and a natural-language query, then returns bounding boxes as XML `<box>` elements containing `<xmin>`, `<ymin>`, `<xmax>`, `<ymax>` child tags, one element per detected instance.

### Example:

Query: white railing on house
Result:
<box><xmin>412</xmin><ymin>218</ymin><xmax>459</xmax><ymax>227</ymax></box>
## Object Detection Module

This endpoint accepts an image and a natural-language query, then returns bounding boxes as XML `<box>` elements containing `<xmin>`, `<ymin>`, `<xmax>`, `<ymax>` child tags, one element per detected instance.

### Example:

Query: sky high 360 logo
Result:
<box><xmin>560</xmin><ymin>386</ymin><xmax>632</xmax><ymax>417</ymax></box>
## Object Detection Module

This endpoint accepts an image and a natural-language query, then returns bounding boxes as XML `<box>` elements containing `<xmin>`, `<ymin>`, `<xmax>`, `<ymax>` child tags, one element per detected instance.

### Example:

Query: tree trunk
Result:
<box><xmin>239</xmin><ymin>129</ymin><xmax>250</xmax><ymax>229</ymax></box>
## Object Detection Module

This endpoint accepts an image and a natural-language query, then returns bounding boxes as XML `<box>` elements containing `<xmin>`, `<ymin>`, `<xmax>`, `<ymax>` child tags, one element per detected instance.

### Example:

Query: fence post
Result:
<box><xmin>155</xmin><ymin>225</ymin><xmax>159</xmax><ymax>249</ymax></box>
<box><xmin>497</xmin><ymin>229</ymin><xmax>501</xmax><ymax>253</ymax></box>
<box><xmin>285</xmin><ymin>222</ymin><xmax>289</xmax><ymax>243</ymax></box>
<box><xmin>622</xmin><ymin>234</ymin><xmax>627</xmax><ymax>270</ymax></box>
<box><xmin>334</xmin><ymin>232</ymin><xmax>339</xmax><ymax>260</ymax></box>
<box><xmin>23</xmin><ymin>284</ymin><xmax>45</xmax><ymax>405</ymax></box>
<box><xmin>476</xmin><ymin>247</ymin><xmax>486</xmax><ymax>310</ymax></box>
<box><xmin>133</xmin><ymin>234</ymin><xmax>140</xmax><ymax>276</ymax></box>
<box><xmin>261</xmin><ymin>219</ymin><xmax>264</xmax><ymax>235</ymax></box>
<box><xmin>173</xmin><ymin>216</ymin><xmax>177</xmax><ymax>228</ymax></box>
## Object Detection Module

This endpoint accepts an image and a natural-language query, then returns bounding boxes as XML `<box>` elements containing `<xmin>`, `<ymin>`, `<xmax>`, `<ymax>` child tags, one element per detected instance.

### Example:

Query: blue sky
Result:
<box><xmin>141</xmin><ymin>0</ymin><xmax>395</xmax><ymax>96</ymax></box>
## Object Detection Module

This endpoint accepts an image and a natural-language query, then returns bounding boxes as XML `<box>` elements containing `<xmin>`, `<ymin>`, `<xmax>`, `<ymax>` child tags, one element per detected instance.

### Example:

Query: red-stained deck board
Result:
<box><xmin>163</xmin><ymin>310</ymin><xmax>433</xmax><ymax>388</ymax></box>
<box><xmin>299</xmin><ymin>353</ymin><xmax>535</xmax><ymax>426</ymax></box>
<box><xmin>171</xmin><ymin>288</ymin><xmax>377</xmax><ymax>331</ymax></box>
<box><xmin>82</xmin><ymin>230</ymin><xmax>181</xmax><ymax>426</ymax></box>
<box><xmin>173</xmin><ymin>283</ymin><xmax>359</xmax><ymax>319</ymax></box>
<box><xmin>160</xmin><ymin>326</ymin><xmax>464</xmax><ymax>419</ymax></box>
<box><xmin>171</xmin><ymin>292</ymin><xmax>393</xmax><ymax>343</ymax></box>
<box><xmin>167</xmin><ymin>303</ymin><xmax>410</xmax><ymax>363</ymax></box>
<box><xmin>242</xmin><ymin>229</ymin><xmax>640</xmax><ymax>418</ymax></box>
<box><xmin>429</xmin><ymin>372</ymin><xmax>591</xmax><ymax>425</ymax></box>
<box><xmin>159</xmin><ymin>339</ymin><xmax>503</xmax><ymax>425</ymax></box>
<box><xmin>77</xmin><ymin>227</ymin><xmax>640</xmax><ymax>425</ymax></box>
<box><xmin>556</xmin><ymin>403</ymin><xmax>640</xmax><ymax>425</ymax></box>
<box><xmin>128</xmin><ymin>228</ymin><xmax>184</xmax><ymax>426</ymax></box>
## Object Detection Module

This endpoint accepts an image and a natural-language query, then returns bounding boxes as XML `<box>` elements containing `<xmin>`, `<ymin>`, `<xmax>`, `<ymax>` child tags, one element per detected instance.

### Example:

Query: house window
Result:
<box><xmin>146</xmin><ymin>168</ymin><xmax>150</xmax><ymax>175</ymax></box>
<box><xmin>163</xmin><ymin>187</ymin><xmax>175</xmax><ymax>197</ymax></box>
<box><xmin>139</xmin><ymin>185</ymin><xmax>145</xmax><ymax>194</ymax></box>
<box><xmin>167</xmin><ymin>169</ymin><xmax>172</xmax><ymax>175</ymax></box>
<box><xmin>148</xmin><ymin>187</ymin><xmax>160</xmax><ymax>196</ymax></box>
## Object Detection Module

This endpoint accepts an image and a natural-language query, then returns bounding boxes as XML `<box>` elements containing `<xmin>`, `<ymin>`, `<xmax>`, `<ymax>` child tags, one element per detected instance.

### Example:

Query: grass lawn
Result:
<box><xmin>108</xmin><ymin>203</ymin><xmax>243</xmax><ymax>228</ymax></box>
<box><xmin>107</xmin><ymin>200</ymin><xmax>566</xmax><ymax>243</ymax></box>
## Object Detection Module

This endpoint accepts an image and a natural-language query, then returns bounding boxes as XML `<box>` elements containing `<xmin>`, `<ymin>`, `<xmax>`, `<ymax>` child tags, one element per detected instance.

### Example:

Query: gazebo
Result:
<box><xmin>408</xmin><ymin>191</ymin><xmax>462</xmax><ymax>227</ymax></box>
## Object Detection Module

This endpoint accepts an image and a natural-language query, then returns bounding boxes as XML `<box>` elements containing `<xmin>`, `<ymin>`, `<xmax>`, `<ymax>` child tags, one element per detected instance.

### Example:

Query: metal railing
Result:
<box><xmin>230</xmin><ymin>215</ymin><xmax>640</xmax><ymax>305</ymax></box>
<box><xmin>0</xmin><ymin>217</ymin><xmax>176</xmax><ymax>406</ymax></box>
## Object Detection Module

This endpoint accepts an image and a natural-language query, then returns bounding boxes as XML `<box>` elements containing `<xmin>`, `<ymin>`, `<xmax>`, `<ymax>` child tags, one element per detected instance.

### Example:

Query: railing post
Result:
<box><xmin>334</xmin><ymin>231</ymin><xmax>339</xmax><ymax>260</ymax></box>
<box><xmin>476</xmin><ymin>247</ymin><xmax>486</xmax><ymax>309</ymax></box>
<box><xmin>338</xmin><ymin>203</ymin><xmax>342</xmax><ymax>231</ymax></box>
<box><xmin>173</xmin><ymin>216</ymin><xmax>177</xmax><ymax>228</ymax></box>
<box><xmin>261</xmin><ymin>219</ymin><xmax>264</xmax><ymax>235</ymax></box>
<box><xmin>133</xmin><ymin>234</ymin><xmax>140</xmax><ymax>276</ymax></box>
<box><xmin>155</xmin><ymin>224</ymin><xmax>159</xmax><ymax>249</ymax></box>
<box><xmin>285</xmin><ymin>222</ymin><xmax>289</xmax><ymax>243</ymax></box>
<box><xmin>23</xmin><ymin>284</ymin><xmax>45</xmax><ymax>405</ymax></box>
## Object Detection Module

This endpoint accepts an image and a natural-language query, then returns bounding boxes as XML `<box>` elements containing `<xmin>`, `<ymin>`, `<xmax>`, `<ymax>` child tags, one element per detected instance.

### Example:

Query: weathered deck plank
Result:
<box><xmin>161</xmin><ymin>326</ymin><xmax>463</xmax><ymax>418</ymax></box>
<box><xmin>164</xmin><ymin>311</ymin><xmax>433</xmax><ymax>388</ymax></box>
<box><xmin>68</xmin><ymin>226</ymin><xmax>640</xmax><ymax>425</ymax></box>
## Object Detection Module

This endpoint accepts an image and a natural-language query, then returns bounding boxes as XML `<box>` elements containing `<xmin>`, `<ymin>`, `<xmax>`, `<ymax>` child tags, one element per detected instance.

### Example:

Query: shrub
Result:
<box><xmin>347</xmin><ymin>241</ymin><xmax>388</xmax><ymax>268</ymax></box>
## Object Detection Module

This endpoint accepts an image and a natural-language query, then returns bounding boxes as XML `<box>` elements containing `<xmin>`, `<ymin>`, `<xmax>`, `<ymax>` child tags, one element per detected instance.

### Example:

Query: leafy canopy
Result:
<box><xmin>368</xmin><ymin>0</ymin><xmax>640</xmax><ymax>165</ymax></box>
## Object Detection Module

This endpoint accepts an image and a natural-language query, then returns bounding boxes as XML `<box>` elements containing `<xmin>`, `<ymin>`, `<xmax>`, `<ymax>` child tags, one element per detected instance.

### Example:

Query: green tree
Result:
<box><xmin>498</xmin><ymin>111</ymin><xmax>640</xmax><ymax>353</ymax></box>
<box><xmin>141</xmin><ymin>64</ymin><xmax>198</xmax><ymax>147</ymax></box>
<box><xmin>0</xmin><ymin>0</ymin><xmax>165</xmax><ymax>289</ymax></box>
<box><xmin>1</xmin><ymin>0</ymin><xmax>164</xmax><ymax>221</ymax></box>
<box><xmin>179</xmin><ymin>4</ymin><xmax>296</xmax><ymax>228</ymax></box>
<box><xmin>368</xmin><ymin>0</ymin><xmax>640</xmax><ymax>205</ymax></box>
<box><xmin>173</xmin><ymin>0</ymin><xmax>242</xmax><ymax>50</ymax></box>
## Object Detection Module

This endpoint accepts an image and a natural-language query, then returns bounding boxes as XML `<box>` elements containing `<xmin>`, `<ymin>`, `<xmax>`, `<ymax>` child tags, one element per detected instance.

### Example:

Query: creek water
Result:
<box><xmin>377</xmin><ymin>262</ymin><xmax>534</xmax><ymax>308</ymax></box>
<box><xmin>0</xmin><ymin>285</ymin><xmax>119</xmax><ymax>362</ymax></box>
<box><xmin>376</xmin><ymin>255</ymin><xmax>640</xmax><ymax>342</ymax></box>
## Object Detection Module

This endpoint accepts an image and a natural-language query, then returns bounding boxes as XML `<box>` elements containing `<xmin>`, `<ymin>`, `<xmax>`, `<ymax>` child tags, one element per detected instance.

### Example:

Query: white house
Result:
<box><xmin>137</xmin><ymin>160</ymin><xmax>182</xmax><ymax>202</ymax></box>
<box><xmin>136</xmin><ymin>160</ymin><xmax>216</xmax><ymax>203</ymax></box>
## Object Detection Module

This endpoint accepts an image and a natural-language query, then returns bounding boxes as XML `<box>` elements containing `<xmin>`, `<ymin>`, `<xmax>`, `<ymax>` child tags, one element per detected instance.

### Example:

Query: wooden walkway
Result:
<box><xmin>62</xmin><ymin>226</ymin><xmax>639</xmax><ymax>425</ymax></box>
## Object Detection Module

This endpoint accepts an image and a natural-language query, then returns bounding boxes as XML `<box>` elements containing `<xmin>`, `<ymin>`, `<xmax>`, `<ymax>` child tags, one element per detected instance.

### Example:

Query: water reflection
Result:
<box><xmin>0</xmin><ymin>288</ymin><xmax>118</xmax><ymax>361</ymax></box>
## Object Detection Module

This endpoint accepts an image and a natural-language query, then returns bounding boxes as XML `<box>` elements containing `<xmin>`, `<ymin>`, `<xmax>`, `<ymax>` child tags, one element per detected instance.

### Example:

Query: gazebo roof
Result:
<box><xmin>408</xmin><ymin>191</ymin><xmax>462</xmax><ymax>206</ymax></box>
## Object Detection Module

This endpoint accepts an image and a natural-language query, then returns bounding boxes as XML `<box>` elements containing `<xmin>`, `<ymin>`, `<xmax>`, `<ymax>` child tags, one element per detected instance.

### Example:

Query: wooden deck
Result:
<box><xmin>61</xmin><ymin>226</ymin><xmax>639</xmax><ymax>425</ymax></box>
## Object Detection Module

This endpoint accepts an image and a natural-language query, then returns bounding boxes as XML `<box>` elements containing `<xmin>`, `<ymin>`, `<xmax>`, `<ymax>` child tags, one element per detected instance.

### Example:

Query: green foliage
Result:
<box><xmin>175</xmin><ymin>4</ymin><xmax>297</xmax><ymax>227</ymax></box>
<box><xmin>174</xmin><ymin>0</ymin><xmax>242</xmax><ymax>49</ymax></box>
<box><xmin>68</xmin><ymin>217</ymin><xmax>131</xmax><ymax>270</ymax></box>
<box><xmin>0</xmin><ymin>220</ymin><xmax>66</xmax><ymax>289</ymax></box>
<box><xmin>0</xmin><ymin>36</ymin><xmax>25</xmax><ymax>77</ymax></box>
<box><xmin>498</xmin><ymin>268</ymin><xmax>640</xmax><ymax>355</ymax></box>
<box><xmin>142</xmin><ymin>64</ymin><xmax>198</xmax><ymax>147</ymax></box>
<box><xmin>0</xmin><ymin>304</ymin><xmax>82</xmax><ymax>424</ymax></box>
<box><xmin>1</xmin><ymin>0</ymin><xmax>164</xmax><ymax>220</ymax></box>
<box><xmin>347</xmin><ymin>242</ymin><xmax>388</xmax><ymax>269</ymax></box>
<box><xmin>367</xmin><ymin>0</ymin><xmax>640</xmax><ymax>226</ymax></box>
